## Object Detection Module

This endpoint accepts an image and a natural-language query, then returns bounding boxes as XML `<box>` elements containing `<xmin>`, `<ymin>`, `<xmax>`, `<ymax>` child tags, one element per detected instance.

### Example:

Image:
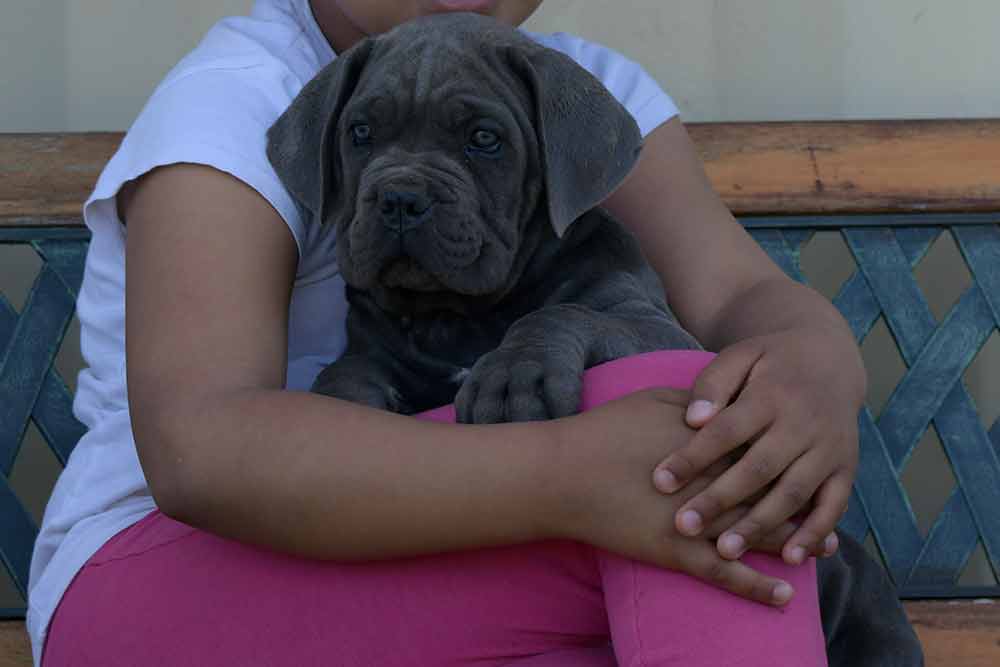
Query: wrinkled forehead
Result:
<box><xmin>347</xmin><ymin>15</ymin><xmax>536</xmax><ymax>121</ymax></box>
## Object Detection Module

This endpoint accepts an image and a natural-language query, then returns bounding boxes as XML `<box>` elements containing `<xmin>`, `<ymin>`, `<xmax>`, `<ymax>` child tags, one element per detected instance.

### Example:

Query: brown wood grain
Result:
<box><xmin>2</xmin><ymin>121</ymin><xmax>1000</xmax><ymax>227</ymax></box>
<box><xmin>0</xmin><ymin>133</ymin><xmax>120</xmax><ymax>226</ymax></box>
<box><xmin>0</xmin><ymin>622</ymin><xmax>31</xmax><ymax>667</ymax></box>
<box><xmin>2</xmin><ymin>600</ymin><xmax>998</xmax><ymax>666</ymax></box>
<box><xmin>908</xmin><ymin>599</ymin><xmax>1000</xmax><ymax>667</ymax></box>
<box><xmin>688</xmin><ymin>120</ymin><xmax>1000</xmax><ymax>216</ymax></box>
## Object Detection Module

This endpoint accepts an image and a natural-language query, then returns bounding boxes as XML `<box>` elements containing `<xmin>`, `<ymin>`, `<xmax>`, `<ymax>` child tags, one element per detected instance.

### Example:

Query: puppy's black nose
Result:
<box><xmin>379</xmin><ymin>189</ymin><xmax>434</xmax><ymax>233</ymax></box>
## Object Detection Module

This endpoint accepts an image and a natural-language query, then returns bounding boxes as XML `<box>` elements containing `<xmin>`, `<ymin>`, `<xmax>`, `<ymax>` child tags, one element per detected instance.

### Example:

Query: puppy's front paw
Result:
<box><xmin>311</xmin><ymin>360</ymin><xmax>408</xmax><ymax>413</ymax></box>
<box><xmin>455</xmin><ymin>347</ymin><xmax>582</xmax><ymax>424</ymax></box>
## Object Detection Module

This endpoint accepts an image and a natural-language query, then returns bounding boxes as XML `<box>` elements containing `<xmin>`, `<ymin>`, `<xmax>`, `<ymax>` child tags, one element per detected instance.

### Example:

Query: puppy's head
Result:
<box><xmin>268</xmin><ymin>13</ymin><xmax>642</xmax><ymax>315</ymax></box>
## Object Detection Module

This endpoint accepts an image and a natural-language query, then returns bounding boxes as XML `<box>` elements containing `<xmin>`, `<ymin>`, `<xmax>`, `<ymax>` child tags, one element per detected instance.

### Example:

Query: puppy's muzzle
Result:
<box><xmin>379</xmin><ymin>188</ymin><xmax>435</xmax><ymax>234</ymax></box>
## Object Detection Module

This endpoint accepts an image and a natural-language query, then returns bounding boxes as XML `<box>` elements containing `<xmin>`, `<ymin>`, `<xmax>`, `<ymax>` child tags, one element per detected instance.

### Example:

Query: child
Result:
<box><xmin>30</xmin><ymin>1</ymin><xmax>865</xmax><ymax>665</ymax></box>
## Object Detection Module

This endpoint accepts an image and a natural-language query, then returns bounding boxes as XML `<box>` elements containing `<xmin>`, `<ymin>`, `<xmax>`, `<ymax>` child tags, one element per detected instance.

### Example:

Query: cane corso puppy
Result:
<box><xmin>267</xmin><ymin>13</ymin><xmax>922</xmax><ymax>666</ymax></box>
<box><xmin>270</xmin><ymin>14</ymin><xmax>699</xmax><ymax>421</ymax></box>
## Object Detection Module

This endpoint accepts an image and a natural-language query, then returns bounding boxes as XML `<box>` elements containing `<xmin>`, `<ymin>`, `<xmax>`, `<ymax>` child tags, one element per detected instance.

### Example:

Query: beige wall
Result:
<box><xmin>530</xmin><ymin>0</ymin><xmax>1000</xmax><ymax>121</ymax></box>
<box><xmin>3</xmin><ymin>1</ymin><xmax>998</xmax><ymax>131</ymax></box>
<box><xmin>2</xmin><ymin>0</ymin><xmax>251</xmax><ymax>132</ymax></box>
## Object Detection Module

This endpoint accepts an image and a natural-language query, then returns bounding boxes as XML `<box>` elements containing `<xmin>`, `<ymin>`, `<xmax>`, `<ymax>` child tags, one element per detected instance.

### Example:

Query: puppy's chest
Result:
<box><xmin>397</xmin><ymin>312</ymin><xmax>513</xmax><ymax>371</ymax></box>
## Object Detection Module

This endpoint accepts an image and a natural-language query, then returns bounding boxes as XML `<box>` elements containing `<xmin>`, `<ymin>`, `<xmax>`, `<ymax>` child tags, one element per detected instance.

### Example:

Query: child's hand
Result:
<box><xmin>555</xmin><ymin>388</ymin><xmax>802</xmax><ymax>607</ymax></box>
<box><xmin>651</xmin><ymin>329</ymin><xmax>862</xmax><ymax>565</ymax></box>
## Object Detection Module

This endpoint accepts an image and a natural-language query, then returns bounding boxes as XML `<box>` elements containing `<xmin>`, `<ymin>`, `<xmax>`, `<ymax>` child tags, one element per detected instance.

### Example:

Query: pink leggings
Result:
<box><xmin>44</xmin><ymin>351</ymin><xmax>827</xmax><ymax>666</ymax></box>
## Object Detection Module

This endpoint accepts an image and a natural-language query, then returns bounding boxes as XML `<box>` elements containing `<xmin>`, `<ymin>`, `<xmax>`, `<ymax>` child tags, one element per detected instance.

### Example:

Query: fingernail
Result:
<box><xmin>772</xmin><ymin>582</ymin><xmax>794</xmax><ymax>605</ymax></box>
<box><xmin>789</xmin><ymin>546</ymin><xmax>807</xmax><ymax>564</ymax></box>
<box><xmin>686</xmin><ymin>400</ymin><xmax>716</xmax><ymax>423</ymax></box>
<box><xmin>679</xmin><ymin>510</ymin><xmax>703</xmax><ymax>535</ymax></box>
<box><xmin>654</xmin><ymin>468</ymin><xmax>679</xmax><ymax>492</ymax></box>
<box><xmin>823</xmin><ymin>533</ymin><xmax>839</xmax><ymax>556</ymax></box>
<box><xmin>720</xmin><ymin>533</ymin><xmax>745</xmax><ymax>558</ymax></box>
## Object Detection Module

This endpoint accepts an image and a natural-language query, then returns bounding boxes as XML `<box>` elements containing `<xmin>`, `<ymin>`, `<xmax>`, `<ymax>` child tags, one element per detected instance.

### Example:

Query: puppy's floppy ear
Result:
<box><xmin>267</xmin><ymin>39</ymin><xmax>374</xmax><ymax>225</ymax></box>
<box><xmin>509</xmin><ymin>46</ymin><xmax>643</xmax><ymax>237</ymax></box>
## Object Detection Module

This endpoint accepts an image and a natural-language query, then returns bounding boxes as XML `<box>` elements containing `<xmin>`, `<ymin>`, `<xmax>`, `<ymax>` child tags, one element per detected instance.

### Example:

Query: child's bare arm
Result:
<box><xmin>123</xmin><ymin>163</ymin><xmax>560</xmax><ymax>559</ymax></box>
<box><xmin>121</xmin><ymin>163</ymin><xmax>796</xmax><ymax>604</ymax></box>
<box><xmin>603</xmin><ymin>117</ymin><xmax>865</xmax><ymax>564</ymax></box>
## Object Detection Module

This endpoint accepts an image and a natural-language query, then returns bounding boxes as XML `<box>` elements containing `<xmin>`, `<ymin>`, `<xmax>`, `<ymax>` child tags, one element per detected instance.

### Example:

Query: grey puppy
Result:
<box><xmin>267</xmin><ymin>13</ymin><xmax>922</xmax><ymax>666</ymax></box>
<box><xmin>270</xmin><ymin>15</ymin><xmax>698</xmax><ymax>422</ymax></box>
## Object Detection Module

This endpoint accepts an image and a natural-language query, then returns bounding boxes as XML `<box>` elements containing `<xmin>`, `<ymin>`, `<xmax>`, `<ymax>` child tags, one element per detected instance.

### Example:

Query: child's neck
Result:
<box><xmin>308</xmin><ymin>1</ymin><xmax>365</xmax><ymax>55</ymax></box>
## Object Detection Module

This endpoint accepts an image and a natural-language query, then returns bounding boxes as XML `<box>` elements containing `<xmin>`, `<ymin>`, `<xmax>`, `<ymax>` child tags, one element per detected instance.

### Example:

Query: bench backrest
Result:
<box><xmin>1</xmin><ymin>121</ymin><xmax>999</xmax><ymax>618</ymax></box>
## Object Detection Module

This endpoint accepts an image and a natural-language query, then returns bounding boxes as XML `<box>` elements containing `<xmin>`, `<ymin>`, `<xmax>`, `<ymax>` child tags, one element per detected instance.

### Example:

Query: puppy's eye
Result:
<box><xmin>468</xmin><ymin>129</ymin><xmax>501</xmax><ymax>153</ymax></box>
<box><xmin>351</xmin><ymin>123</ymin><xmax>373</xmax><ymax>146</ymax></box>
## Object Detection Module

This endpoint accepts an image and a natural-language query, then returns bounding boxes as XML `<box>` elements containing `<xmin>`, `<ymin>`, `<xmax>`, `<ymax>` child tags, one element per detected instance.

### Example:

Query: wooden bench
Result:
<box><xmin>2</xmin><ymin>122</ymin><xmax>999</xmax><ymax>665</ymax></box>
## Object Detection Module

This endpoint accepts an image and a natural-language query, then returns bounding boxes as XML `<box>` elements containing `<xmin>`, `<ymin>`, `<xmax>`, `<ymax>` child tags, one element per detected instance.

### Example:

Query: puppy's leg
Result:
<box><xmin>311</xmin><ymin>354</ymin><xmax>412</xmax><ymax>414</ymax></box>
<box><xmin>456</xmin><ymin>303</ymin><xmax>694</xmax><ymax>424</ymax></box>
<box><xmin>816</xmin><ymin>533</ymin><xmax>923</xmax><ymax>666</ymax></box>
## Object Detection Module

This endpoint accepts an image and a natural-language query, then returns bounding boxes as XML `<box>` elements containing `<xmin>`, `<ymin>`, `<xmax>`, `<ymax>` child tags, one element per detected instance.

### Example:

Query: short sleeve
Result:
<box><xmin>524</xmin><ymin>31</ymin><xmax>679</xmax><ymax>137</ymax></box>
<box><xmin>85</xmin><ymin>64</ymin><xmax>307</xmax><ymax>256</ymax></box>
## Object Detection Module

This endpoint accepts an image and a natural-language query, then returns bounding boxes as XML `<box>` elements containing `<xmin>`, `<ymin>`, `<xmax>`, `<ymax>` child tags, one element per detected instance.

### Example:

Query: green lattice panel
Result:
<box><xmin>2</xmin><ymin>215</ymin><xmax>999</xmax><ymax>617</ymax></box>
<box><xmin>1</xmin><ymin>229</ymin><xmax>88</xmax><ymax>618</ymax></box>
<box><xmin>746</xmin><ymin>214</ymin><xmax>1000</xmax><ymax>598</ymax></box>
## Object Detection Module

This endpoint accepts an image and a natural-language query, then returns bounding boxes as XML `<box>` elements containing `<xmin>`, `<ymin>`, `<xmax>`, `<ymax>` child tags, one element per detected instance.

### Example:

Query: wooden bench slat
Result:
<box><xmin>0</xmin><ymin>621</ymin><xmax>30</xmax><ymax>667</ymax></box>
<box><xmin>2</xmin><ymin>121</ymin><xmax>1000</xmax><ymax>226</ymax></box>
<box><xmin>689</xmin><ymin>120</ymin><xmax>1000</xmax><ymax>216</ymax></box>
<box><xmin>907</xmin><ymin>600</ymin><xmax>1000</xmax><ymax>667</ymax></box>
<box><xmin>0</xmin><ymin>133</ymin><xmax>119</xmax><ymax>224</ymax></box>
<box><xmin>2</xmin><ymin>600</ymin><xmax>997</xmax><ymax>666</ymax></box>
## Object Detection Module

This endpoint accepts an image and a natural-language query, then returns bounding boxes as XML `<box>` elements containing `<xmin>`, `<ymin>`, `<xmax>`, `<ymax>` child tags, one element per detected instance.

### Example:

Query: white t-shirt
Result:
<box><xmin>26</xmin><ymin>0</ymin><xmax>679</xmax><ymax>662</ymax></box>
